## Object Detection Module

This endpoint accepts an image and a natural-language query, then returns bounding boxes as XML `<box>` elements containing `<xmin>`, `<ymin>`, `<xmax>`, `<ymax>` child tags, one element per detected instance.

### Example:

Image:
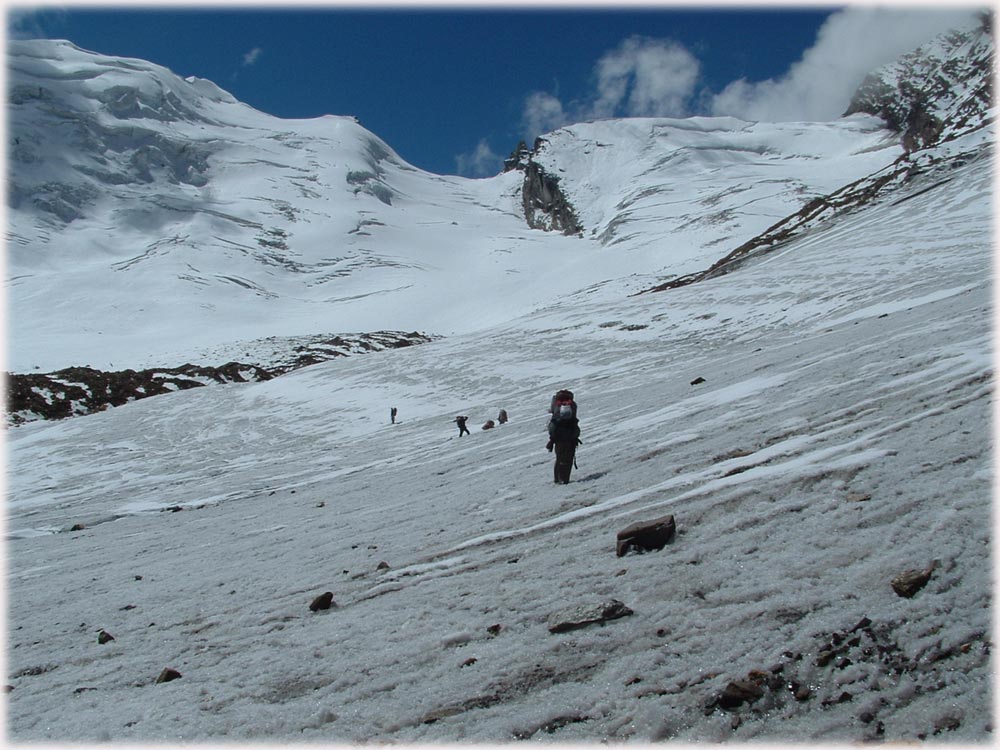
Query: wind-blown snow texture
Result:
<box><xmin>5</xmin><ymin>19</ymin><xmax>994</xmax><ymax>745</ymax></box>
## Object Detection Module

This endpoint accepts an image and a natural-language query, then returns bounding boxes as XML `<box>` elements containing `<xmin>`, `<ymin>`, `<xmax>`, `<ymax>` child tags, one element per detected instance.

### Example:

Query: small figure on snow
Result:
<box><xmin>390</xmin><ymin>406</ymin><xmax>398</xmax><ymax>424</ymax></box>
<box><xmin>455</xmin><ymin>415</ymin><xmax>470</xmax><ymax>437</ymax></box>
<box><xmin>546</xmin><ymin>389</ymin><xmax>581</xmax><ymax>484</ymax></box>
<box><xmin>497</xmin><ymin>408</ymin><xmax>508</xmax><ymax>425</ymax></box>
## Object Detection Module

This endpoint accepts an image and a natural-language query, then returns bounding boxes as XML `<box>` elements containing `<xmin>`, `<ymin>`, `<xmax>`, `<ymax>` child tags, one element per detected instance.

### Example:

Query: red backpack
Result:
<box><xmin>551</xmin><ymin>389</ymin><xmax>577</xmax><ymax>421</ymax></box>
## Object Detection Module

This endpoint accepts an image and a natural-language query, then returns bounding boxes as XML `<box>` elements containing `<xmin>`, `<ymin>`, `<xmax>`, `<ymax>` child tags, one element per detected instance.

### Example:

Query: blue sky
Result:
<box><xmin>8</xmin><ymin>4</ymin><xmax>982</xmax><ymax>176</ymax></box>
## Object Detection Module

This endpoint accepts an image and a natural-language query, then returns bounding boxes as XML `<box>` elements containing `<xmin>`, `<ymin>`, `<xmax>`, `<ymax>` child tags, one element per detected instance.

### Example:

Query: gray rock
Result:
<box><xmin>548</xmin><ymin>599</ymin><xmax>633</xmax><ymax>633</ymax></box>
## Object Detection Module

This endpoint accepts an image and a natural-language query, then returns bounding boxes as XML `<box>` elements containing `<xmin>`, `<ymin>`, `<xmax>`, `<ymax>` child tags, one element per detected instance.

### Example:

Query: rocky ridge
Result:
<box><xmin>638</xmin><ymin>15</ymin><xmax>993</xmax><ymax>293</ymax></box>
<box><xmin>6</xmin><ymin>330</ymin><xmax>432</xmax><ymax>425</ymax></box>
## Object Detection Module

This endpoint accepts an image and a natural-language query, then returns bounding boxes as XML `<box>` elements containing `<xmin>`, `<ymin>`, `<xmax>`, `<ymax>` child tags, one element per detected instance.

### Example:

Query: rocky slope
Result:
<box><xmin>6</xmin><ymin>331</ymin><xmax>432</xmax><ymax>424</ymax></box>
<box><xmin>844</xmin><ymin>11</ymin><xmax>993</xmax><ymax>153</ymax></box>
<box><xmin>639</xmin><ymin>14</ymin><xmax>993</xmax><ymax>292</ymax></box>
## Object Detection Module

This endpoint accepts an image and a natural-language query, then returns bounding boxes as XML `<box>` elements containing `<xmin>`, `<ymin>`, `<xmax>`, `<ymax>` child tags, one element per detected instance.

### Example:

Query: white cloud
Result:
<box><xmin>521</xmin><ymin>36</ymin><xmax>700</xmax><ymax>141</ymax></box>
<box><xmin>593</xmin><ymin>36</ymin><xmax>700</xmax><ymax>119</ymax></box>
<box><xmin>242</xmin><ymin>47</ymin><xmax>263</xmax><ymax>67</ymax></box>
<box><xmin>710</xmin><ymin>7</ymin><xmax>983</xmax><ymax>122</ymax></box>
<box><xmin>7</xmin><ymin>9</ymin><xmax>60</xmax><ymax>40</ymax></box>
<box><xmin>521</xmin><ymin>91</ymin><xmax>569</xmax><ymax>139</ymax></box>
<box><xmin>518</xmin><ymin>7</ymin><xmax>983</xmax><ymax>140</ymax></box>
<box><xmin>455</xmin><ymin>138</ymin><xmax>503</xmax><ymax>177</ymax></box>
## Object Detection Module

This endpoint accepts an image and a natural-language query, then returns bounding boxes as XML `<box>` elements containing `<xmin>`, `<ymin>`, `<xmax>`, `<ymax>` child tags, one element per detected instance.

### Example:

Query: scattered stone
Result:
<box><xmin>155</xmin><ymin>668</ymin><xmax>182</xmax><ymax>684</ymax></box>
<box><xmin>934</xmin><ymin>712</ymin><xmax>963</xmax><ymax>733</ymax></box>
<box><xmin>690</xmin><ymin>377</ymin><xmax>706</xmax><ymax>385</ymax></box>
<box><xmin>309</xmin><ymin>592</ymin><xmax>336</xmax><ymax>612</ymax></box>
<box><xmin>716</xmin><ymin>680</ymin><xmax>765</xmax><ymax>710</ymax></box>
<box><xmin>376</xmin><ymin>561</ymin><xmax>390</xmax><ymax>571</ymax></box>
<box><xmin>70</xmin><ymin>523</ymin><xmax>85</xmax><ymax>532</ymax></box>
<box><xmin>486</xmin><ymin>624</ymin><xmax>502</xmax><ymax>637</ymax></box>
<box><xmin>134</xmin><ymin>575</ymin><xmax>143</xmax><ymax>581</ymax></box>
<box><xmin>847</xmin><ymin>492</ymin><xmax>872</xmax><ymax>502</ymax></box>
<box><xmin>547</xmin><ymin>599</ymin><xmax>634</xmax><ymax>633</ymax></box>
<box><xmin>97</xmin><ymin>630</ymin><xmax>115</xmax><ymax>645</ymax></box>
<box><xmin>616</xmin><ymin>514</ymin><xmax>676</xmax><ymax>557</ymax></box>
<box><xmin>821</xmin><ymin>691</ymin><xmax>854</xmax><ymax>706</ymax></box>
<box><xmin>891</xmin><ymin>563</ymin><xmax>936</xmax><ymax>598</ymax></box>
<box><xmin>421</xmin><ymin>705</ymin><xmax>462</xmax><ymax>724</ymax></box>
<box><xmin>512</xmin><ymin>713</ymin><xmax>591</xmax><ymax>739</ymax></box>
<box><xmin>13</xmin><ymin>664</ymin><xmax>57</xmax><ymax>678</ymax></box>
<box><xmin>119</xmin><ymin>604</ymin><xmax>136</xmax><ymax>611</ymax></box>
<box><xmin>789</xmin><ymin>681</ymin><xmax>812</xmax><ymax>702</ymax></box>
<box><xmin>460</xmin><ymin>657</ymin><xmax>478</xmax><ymax>668</ymax></box>
<box><xmin>4</xmin><ymin>685</ymin><xmax>13</xmax><ymax>693</ymax></box>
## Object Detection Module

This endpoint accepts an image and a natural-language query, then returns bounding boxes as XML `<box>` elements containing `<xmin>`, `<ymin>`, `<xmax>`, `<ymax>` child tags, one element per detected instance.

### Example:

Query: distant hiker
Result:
<box><xmin>482</xmin><ymin>419</ymin><xmax>496</xmax><ymax>430</ymax></box>
<box><xmin>390</xmin><ymin>407</ymin><xmax>398</xmax><ymax>424</ymax></box>
<box><xmin>546</xmin><ymin>389</ymin><xmax>581</xmax><ymax>484</ymax></box>
<box><xmin>497</xmin><ymin>409</ymin><xmax>508</xmax><ymax>425</ymax></box>
<box><xmin>455</xmin><ymin>415</ymin><xmax>470</xmax><ymax>437</ymax></box>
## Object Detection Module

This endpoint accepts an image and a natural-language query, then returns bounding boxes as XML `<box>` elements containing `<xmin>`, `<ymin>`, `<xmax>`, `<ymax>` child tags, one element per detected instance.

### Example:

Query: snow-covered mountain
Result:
<box><xmin>4</xmin><ymin>14</ymin><xmax>994</xmax><ymax>745</ymax></box>
<box><xmin>7</xmin><ymin>37</ymin><xmax>907</xmax><ymax>377</ymax></box>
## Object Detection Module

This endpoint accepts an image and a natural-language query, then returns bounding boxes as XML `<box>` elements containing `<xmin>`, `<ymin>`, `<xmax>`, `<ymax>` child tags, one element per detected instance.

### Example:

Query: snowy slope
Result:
<box><xmin>528</xmin><ymin>115</ymin><xmax>900</xmax><ymax>273</ymax></box>
<box><xmin>8</xmin><ymin>39</ymin><xmax>903</xmax><ymax>373</ymax></box>
<box><xmin>5</xmin><ymin>117</ymin><xmax>992</xmax><ymax>744</ymax></box>
<box><xmin>5</xmin><ymin>20</ymin><xmax>994</xmax><ymax>745</ymax></box>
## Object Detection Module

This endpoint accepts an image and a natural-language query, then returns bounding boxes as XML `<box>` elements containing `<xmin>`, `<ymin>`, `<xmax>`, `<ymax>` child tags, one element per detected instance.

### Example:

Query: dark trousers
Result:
<box><xmin>553</xmin><ymin>441</ymin><xmax>577</xmax><ymax>484</ymax></box>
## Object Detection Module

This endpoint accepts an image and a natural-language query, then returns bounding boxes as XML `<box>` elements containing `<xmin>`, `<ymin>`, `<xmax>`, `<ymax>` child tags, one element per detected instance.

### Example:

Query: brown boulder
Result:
<box><xmin>891</xmin><ymin>563</ymin><xmax>936</xmax><ymax>598</ymax></box>
<box><xmin>309</xmin><ymin>591</ymin><xmax>336</xmax><ymax>611</ymax></box>
<box><xmin>616</xmin><ymin>515</ymin><xmax>676</xmax><ymax>556</ymax></box>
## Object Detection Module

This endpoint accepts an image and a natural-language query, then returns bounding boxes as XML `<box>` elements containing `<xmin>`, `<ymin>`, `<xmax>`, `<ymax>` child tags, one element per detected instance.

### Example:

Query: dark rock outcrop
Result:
<box><xmin>5</xmin><ymin>362</ymin><xmax>272</xmax><ymax>425</ymax></box>
<box><xmin>504</xmin><ymin>139</ymin><xmax>583</xmax><ymax>236</ymax></box>
<box><xmin>6</xmin><ymin>330</ymin><xmax>435</xmax><ymax>425</ymax></box>
<box><xmin>844</xmin><ymin>13</ymin><xmax>993</xmax><ymax>153</ymax></box>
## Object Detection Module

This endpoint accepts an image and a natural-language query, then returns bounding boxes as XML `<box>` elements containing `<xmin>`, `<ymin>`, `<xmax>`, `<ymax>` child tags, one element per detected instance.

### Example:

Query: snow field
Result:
<box><xmin>6</xmin><ymin>145</ymin><xmax>992</xmax><ymax>742</ymax></box>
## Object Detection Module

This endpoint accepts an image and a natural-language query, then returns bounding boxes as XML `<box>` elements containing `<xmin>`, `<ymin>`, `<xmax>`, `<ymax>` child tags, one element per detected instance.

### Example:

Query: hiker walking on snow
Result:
<box><xmin>498</xmin><ymin>408</ymin><xmax>508</xmax><ymax>425</ymax></box>
<box><xmin>546</xmin><ymin>389</ymin><xmax>581</xmax><ymax>484</ymax></box>
<box><xmin>390</xmin><ymin>406</ymin><xmax>398</xmax><ymax>424</ymax></box>
<box><xmin>455</xmin><ymin>415</ymin><xmax>471</xmax><ymax>437</ymax></box>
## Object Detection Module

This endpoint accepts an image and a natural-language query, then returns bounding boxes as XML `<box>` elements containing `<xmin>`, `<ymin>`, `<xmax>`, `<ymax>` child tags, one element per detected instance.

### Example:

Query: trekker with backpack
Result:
<box><xmin>546</xmin><ymin>389</ymin><xmax>581</xmax><ymax>484</ymax></box>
